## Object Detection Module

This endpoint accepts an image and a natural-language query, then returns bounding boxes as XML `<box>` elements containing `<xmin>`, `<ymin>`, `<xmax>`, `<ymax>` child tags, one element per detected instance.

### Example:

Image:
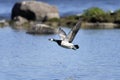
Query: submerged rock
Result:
<box><xmin>11</xmin><ymin>1</ymin><xmax>59</xmax><ymax>22</ymax></box>
<box><xmin>27</xmin><ymin>23</ymin><xmax>56</xmax><ymax>34</ymax></box>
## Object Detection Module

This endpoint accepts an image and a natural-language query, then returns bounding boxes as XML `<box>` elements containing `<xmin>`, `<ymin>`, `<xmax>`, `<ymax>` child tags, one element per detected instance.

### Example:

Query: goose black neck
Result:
<box><xmin>53</xmin><ymin>39</ymin><xmax>62</xmax><ymax>45</ymax></box>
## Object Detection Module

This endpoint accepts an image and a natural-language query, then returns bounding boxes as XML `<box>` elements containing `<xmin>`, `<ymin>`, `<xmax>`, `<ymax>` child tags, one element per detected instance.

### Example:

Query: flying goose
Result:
<box><xmin>49</xmin><ymin>18</ymin><xmax>82</xmax><ymax>50</ymax></box>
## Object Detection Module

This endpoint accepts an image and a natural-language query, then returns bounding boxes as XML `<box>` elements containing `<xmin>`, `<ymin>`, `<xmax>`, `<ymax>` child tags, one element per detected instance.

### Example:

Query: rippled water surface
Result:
<box><xmin>0</xmin><ymin>27</ymin><xmax>120</xmax><ymax>80</ymax></box>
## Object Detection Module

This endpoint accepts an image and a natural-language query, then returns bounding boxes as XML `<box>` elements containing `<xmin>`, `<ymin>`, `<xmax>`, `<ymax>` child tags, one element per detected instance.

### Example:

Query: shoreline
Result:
<box><xmin>81</xmin><ymin>22</ymin><xmax>119</xmax><ymax>29</ymax></box>
<box><xmin>0</xmin><ymin>15</ymin><xmax>120</xmax><ymax>34</ymax></box>
<box><xmin>0</xmin><ymin>19</ymin><xmax>120</xmax><ymax>29</ymax></box>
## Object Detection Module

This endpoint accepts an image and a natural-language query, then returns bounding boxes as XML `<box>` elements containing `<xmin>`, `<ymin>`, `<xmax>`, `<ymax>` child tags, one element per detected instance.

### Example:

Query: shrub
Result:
<box><xmin>112</xmin><ymin>9</ymin><xmax>120</xmax><ymax>23</ymax></box>
<box><xmin>47</xmin><ymin>18</ymin><xmax>60</xmax><ymax>22</ymax></box>
<box><xmin>82</xmin><ymin>7</ymin><xmax>106</xmax><ymax>22</ymax></box>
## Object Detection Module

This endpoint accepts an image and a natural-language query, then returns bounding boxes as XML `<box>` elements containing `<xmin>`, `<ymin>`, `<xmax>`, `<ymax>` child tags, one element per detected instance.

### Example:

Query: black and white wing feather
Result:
<box><xmin>67</xmin><ymin>18</ymin><xmax>82</xmax><ymax>43</ymax></box>
<box><xmin>58</xmin><ymin>28</ymin><xmax>67</xmax><ymax>40</ymax></box>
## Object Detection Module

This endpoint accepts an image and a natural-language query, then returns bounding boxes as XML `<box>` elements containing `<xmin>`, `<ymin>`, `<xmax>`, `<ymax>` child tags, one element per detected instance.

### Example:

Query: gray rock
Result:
<box><xmin>0</xmin><ymin>19</ymin><xmax>9</xmax><ymax>26</ymax></box>
<box><xmin>27</xmin><ymin>23</ymin><xmax>56</xmax><ymax>34</ymax></box>
<box><xmin>82</xmin><ymin>22</ymin><xmax>119</xmax><ymax>29</ymax></box>
<box><xmin>13</xmin><ymin>16</ymin><xmax>28</xmax><ymax>26</ymax></box>
<box><xmin>11</xmin><ymin>1</ymin><xmax>60</xmax><ymax>22</ymax></box>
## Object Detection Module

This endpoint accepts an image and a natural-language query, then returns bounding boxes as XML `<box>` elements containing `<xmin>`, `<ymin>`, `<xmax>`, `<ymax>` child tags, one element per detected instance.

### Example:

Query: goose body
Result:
<box><xmin>49</xmin><ymin>18</ymin><xmax>82</xmax><ymax>50</ymax></box>
<box><xmin>61</xmin><ymin>41</ymin><xmax>74</xmax><ymax>49</ymax></box>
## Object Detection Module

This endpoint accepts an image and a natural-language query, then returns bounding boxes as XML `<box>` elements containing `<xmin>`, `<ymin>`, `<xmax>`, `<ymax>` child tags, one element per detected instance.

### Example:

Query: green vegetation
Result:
<box><xmin>45</xmin><ymin>15</ymin><xmax>81</xmax><ymax>27</ymax></box>
<box><xmin>82</xmin><ymin>7</ymin><xmax>120</xmax><ymax>23</ymax></box>
<box><xmin>47</xmin><ymin>18</ymin><xmax>60</xmax><ymax>22</ymax></box>
<box><xmin>113</xmin><ymin>9</ymin><xmax>120</xmax><ymax>23</ymax></box>
<box><xmin>82</xmin><ymin>7</ymin><xmax>106</xmax><ymax>22</ymax></box>
<box><xmin>0</xmin><ymin>23</ymin><xmax>5</xmax><ymax>27</ymax></box>
<box><xmin>59</xmin><ymin>15</ymin><xmax>79</xmax><ymax>27</ymax></box>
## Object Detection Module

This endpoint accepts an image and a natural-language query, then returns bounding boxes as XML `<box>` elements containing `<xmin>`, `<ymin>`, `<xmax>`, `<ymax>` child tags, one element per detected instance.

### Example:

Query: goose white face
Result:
<box><xmin>49</xmin><ymin>38</ymin><xmax>54</xmax><ymax>41</ymax></box>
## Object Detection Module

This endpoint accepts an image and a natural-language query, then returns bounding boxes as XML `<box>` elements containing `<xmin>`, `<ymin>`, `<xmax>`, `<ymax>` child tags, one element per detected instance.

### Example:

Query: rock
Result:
<box><xmin>82</xmin><ymin>22</ymin><xmax>118</xmax><ymax>29</ymax></box>
<box><xmin>27</xmin><ymin>23</ymin><xmax>56</xmax><ymax>34</ymax></box>
<box><xmin>0</xmin><ymin>20</ymin><xmax>6</xmax><ymax>24</ymax></box>
<box><xmin>11</xmin><ymin>1</ymin><xmax>60</xmax><ymax>22</ymax></box>
<box><xmin>13</xmin><ymin>16</ymin><xmax>28</xmax><ymax>26</ymax></box>
<box><xmin>0</xmin><ymin>19</ymin><xmax>9</xmax><ymax>27</ymax></box>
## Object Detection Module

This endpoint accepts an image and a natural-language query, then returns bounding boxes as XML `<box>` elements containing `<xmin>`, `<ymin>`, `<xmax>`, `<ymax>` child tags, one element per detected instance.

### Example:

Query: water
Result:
<box><xmin>1</xmin><ymin>0</ymin><xmax>120</xmax><ymax>18</ymax></box>
<box><xmin>0</xmin><ymin>27</ymin><xmax>120</xmax><ymax>80</ymax></box>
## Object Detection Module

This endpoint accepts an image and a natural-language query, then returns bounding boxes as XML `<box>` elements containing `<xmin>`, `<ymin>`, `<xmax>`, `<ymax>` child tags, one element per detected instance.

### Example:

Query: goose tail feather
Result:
<box><xmin>74</xmin><ymin>45</ymin><xmax>79</xmax><ymax>49</ymax></box>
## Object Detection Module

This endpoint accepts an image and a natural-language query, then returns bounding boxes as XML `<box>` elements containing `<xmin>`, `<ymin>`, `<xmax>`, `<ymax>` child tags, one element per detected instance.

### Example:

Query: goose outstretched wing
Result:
<box><xmin>67</xmin><ymin>18</ymin><xmax>82</xmax><ymax>43</ymax></box>
<box><xmin>58</xmin><ymin>28</ymin><xmax>67</xmax><ymax>40</ymax></box>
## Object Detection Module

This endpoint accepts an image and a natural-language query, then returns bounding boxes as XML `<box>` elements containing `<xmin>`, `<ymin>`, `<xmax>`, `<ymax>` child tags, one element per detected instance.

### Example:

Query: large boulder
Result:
<box><xmin>11</xmin><ymin>1</ymin><xmax>60</xmax><ymax>22</ymax></box>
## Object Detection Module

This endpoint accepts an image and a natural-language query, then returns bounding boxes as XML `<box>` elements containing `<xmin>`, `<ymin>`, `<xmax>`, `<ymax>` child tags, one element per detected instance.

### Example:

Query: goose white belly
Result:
<box><xmin>61</xmin><ymin>41</ymin><xmax>74</xmax><ymax>49</ymax></box>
